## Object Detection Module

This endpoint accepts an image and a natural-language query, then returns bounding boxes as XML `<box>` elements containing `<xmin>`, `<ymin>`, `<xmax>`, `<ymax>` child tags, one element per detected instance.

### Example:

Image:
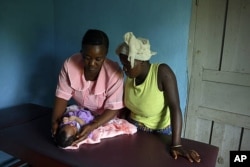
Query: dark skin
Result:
<box><xmin>119</xmin><ymin>54</ymin><xmax>201</xmax><ymax>163</ymax></box>
<box><xmin>51</xmin><ymin>45</ymin><xmax>119</xmax><ymax>146</ymax></box>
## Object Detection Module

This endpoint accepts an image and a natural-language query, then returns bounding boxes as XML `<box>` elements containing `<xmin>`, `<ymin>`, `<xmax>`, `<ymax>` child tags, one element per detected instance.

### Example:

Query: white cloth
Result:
<box><xmin>117</xmin><ymin>32</ymin><xmax>156</xmax><ymax>68</ymax></box>
<box><xmin>64</xmin><ymin>118</ymin><xmax>137</xmax><ymax>149</ymax></box>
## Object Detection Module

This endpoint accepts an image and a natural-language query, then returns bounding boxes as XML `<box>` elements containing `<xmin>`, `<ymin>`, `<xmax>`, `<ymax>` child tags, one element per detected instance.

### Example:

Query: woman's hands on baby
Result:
<box><xmin>71</xmin><ymin>123</ymin><xmax>96</xmax><ymax>146</ymax></box>
<box><xmin>51</xmin><ymin>121</ymin><xmax>59</xmax><ymax>137</ymax></box>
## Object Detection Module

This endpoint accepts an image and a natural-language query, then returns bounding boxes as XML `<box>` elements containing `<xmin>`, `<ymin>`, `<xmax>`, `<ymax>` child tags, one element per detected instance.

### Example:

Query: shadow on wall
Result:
<box><xmin>27</xmin><ymin>54</ymin><xmax>59</xmax><ymax>107</ymax></box>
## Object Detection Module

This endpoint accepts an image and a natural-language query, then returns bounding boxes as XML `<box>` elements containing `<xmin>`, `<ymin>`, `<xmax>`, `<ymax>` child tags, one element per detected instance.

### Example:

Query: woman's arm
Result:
<box><xmin>51</xmin><ymin>97</ymin><xmax>68</xmax><ymax>136</ymax></box>
<box><xmin>158</xmin><ymin>64</ymin><xmax>182</xmax><ymax>146</ymax></box>
<box><xmin>158</xmin><ymin>64</ymin><xmax>200</xmax><ymax>163</ymax></box>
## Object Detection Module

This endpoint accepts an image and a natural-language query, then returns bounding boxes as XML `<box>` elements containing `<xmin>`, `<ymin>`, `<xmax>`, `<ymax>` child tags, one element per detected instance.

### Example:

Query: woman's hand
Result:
<box><xmin>71</xmin><ymin>109</ymin><xmax>118</xmax><ymax>146</ymax></box>
<box><xmin>51</xmin><ymin>121</ymin><xmax>59</xmax><ymax>137</ymax></box>
<box><xmin>51</xmin><ymin>97</ymin><xmax>68</xmax><ymax>137</ymax></box>
<box><xmin>71</xmin><ymin>123</ymin><xmax>96</xmax><ymax>146</ymax></box>
<box><xmin>170</xmin><ymin>146</ymin><xmax>201</xmax><ymax>163</ymax></box>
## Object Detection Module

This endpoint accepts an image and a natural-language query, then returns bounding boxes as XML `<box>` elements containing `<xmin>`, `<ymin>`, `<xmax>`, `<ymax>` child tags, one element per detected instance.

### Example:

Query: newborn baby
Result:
<box><xmin>55</xmin><ymin>108</ymin><xmax>94</xmax><ymax>148</ymax></box>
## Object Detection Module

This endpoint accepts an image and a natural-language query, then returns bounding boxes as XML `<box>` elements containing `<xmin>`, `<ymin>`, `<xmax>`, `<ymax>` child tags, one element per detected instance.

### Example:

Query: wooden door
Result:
<box><xmin>185</xmin><ymin>0</ymin><xmax>250</xmax><ymax>167</ymax></box>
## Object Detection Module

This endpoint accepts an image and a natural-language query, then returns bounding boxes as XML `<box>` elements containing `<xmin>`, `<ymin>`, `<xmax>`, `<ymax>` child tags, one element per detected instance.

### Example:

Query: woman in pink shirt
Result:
<box><xmin>51</xmin><ymin>29</ymin><xmax>124</xmax><ymax>145</ymax></box>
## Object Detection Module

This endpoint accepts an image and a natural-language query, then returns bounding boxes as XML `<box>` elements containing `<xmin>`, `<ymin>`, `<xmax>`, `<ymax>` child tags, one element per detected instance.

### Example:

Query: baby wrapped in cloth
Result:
<box><xmin>63</xmin><ymin>105</ymin><xmax>137</xmax><ymax>149</ymax></box>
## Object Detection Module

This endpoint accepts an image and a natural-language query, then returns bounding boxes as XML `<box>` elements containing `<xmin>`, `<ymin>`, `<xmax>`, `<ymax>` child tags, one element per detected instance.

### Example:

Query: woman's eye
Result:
<box><xmin>96</xmin><ymin>58</ymin><xmax>103</xmax><ymax>61</ymax></box>
<box><xmin>84</xmin><ymin>56</ymin><xmax>91</xmax><ymax>60</ymax></box>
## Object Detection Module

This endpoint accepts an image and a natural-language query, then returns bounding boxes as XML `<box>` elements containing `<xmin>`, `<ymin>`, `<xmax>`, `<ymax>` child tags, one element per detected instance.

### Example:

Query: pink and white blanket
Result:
<box><xmin>64</xmin><ymin>118</ymin><xmax>137</xmax><ymax>149</ymax></box>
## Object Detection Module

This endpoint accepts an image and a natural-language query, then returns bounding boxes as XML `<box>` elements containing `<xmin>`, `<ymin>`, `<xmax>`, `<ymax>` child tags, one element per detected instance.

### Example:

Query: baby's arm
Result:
<box><xmin>69</xmin><ymin>116</ymin><xmax>85</xmax><ymax>125</ymax></box>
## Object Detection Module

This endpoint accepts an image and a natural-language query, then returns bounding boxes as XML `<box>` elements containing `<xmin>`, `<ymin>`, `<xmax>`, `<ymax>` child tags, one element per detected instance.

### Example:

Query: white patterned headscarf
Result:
<box><xmin>116</xmin><ymin>32</ymin><xmax>157</xmax><ymax>68</ymax></box>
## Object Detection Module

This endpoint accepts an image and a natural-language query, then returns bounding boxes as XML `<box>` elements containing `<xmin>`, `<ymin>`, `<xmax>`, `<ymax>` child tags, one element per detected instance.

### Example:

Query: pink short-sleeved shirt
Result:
<box><xmin>56</xmin><ymin>53</ymin><xmax>124</xmax><ymax>115</ymax></box>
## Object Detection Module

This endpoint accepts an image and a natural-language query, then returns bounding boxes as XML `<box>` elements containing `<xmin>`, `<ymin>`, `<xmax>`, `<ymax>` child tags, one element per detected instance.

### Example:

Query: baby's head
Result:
<box><xmin>55</xmin><ymin>121</ymin><xmax>78</xmax><ymax>148</ymax></box>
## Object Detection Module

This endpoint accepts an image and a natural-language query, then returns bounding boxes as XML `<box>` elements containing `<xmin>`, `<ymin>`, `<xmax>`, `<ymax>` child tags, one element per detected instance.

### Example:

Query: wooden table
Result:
<box><xmin>0</xmin><ymin>104</ymin><xmax>219</xmax><ymax>167</ymax></box>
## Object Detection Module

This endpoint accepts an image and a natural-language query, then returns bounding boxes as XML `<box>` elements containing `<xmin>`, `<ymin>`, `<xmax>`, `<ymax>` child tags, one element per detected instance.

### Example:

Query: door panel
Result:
<box><xmin>185</xmin><ymin>0</ymin><xmax>250</xmax><ymax>166</ymax></box>
<box><xmin>202</xmin><ymin>81</ymin><xmax>250</xmax><ymax>116</ymax></box>
<box><xmin>222</xmin><ymin>0</ymin><xmax>250</xmax><ymax>73</ymax></box>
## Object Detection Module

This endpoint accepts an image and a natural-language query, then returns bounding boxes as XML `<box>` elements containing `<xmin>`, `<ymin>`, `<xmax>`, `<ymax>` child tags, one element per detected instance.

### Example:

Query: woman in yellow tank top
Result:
<box><xmin>116</xmin><ymin>32</ymin><xmax>200</xmax><ymax>163</ymax></box>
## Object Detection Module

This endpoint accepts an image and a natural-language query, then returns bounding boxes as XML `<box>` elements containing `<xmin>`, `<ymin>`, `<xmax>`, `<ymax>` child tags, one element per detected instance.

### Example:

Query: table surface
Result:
<box><xmin>0</xmin><ymin>104</ymin><xmax>219</xmax><ymax>167</ymax></box>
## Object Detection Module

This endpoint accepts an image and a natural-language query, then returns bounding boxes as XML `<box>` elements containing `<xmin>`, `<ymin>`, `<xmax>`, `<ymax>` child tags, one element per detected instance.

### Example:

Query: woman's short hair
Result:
<box><xmin>81</xmin><ymin>29</ymin><xmax>109</xmax><ymax>52</ymax></box>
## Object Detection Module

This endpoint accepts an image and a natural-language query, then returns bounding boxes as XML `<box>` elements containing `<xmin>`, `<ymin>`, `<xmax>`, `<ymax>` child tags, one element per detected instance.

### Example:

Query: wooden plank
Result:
<box><xmin>203</xmin><ymin>69</ymin><xmax>250</xmax><ymax>87</ymax></box>
<box><xmin>184</xmin><ymin>116</ymin><xmax>198</xmax><ymax>140</ymax></box>
<box><xmin>201</xmin><ymin>81</ymin><xmax>250</xmax><ymax>116</ymax></box>
<box><xmin>187</xmin><ymin>107</ymin><xmax>250</xmax><ymax>129</ymax></box>
<box><xmin>194</xmin><ymin>0</ymin><xmax>227</xmax><ymax>70</ymax></box>
<box><xmin>221</xmin><ymin>0</ymin><xmax>250</xmax><ymax>73</ymax></box>
<box><xmin>194</xmin><ymin>118</ymin><xmax>212</xmax><ymax>144</ymax></box>
<box><xmin>241</xmin><ymin>128</ymin><xmax>250</xmax><ymax>150</ymax></box>
<box><xmin>210</xmin><ymin>123</ymin><xmax>226</xmax><ymax>167</ymax></box>
<box><xmin>211</xmin><ymin>123</ymin><xmax>241</xmax><ymax>167</ymax></box>
<box><xmin>187</xmin><ymin>0</ymin><xmax>197</xmax><ymax>83</ymax></box>
<box><xmin>184</xmin><ymin>116</ymin><xmax>212</xmax><ymax>144</ymax></box>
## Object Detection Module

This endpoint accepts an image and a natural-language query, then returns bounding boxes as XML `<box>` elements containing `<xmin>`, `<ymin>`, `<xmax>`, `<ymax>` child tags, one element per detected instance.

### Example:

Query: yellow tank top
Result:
<box><xmin>124</xmin><ymin>64</ymin><xmax>171</xmax><ymax>129</ymax></box>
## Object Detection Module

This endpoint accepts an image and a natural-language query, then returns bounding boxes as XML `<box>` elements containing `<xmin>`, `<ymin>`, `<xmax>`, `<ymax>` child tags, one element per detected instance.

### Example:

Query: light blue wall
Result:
<box><xmin>0</xmin><ymin>0</ymin><xmax>55</xmax><ymax>109</ymax></box>
<box><xmin>0</xmin><ymin>0</ymin><xmax>192</xmax><ymax>113</ymax></box>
